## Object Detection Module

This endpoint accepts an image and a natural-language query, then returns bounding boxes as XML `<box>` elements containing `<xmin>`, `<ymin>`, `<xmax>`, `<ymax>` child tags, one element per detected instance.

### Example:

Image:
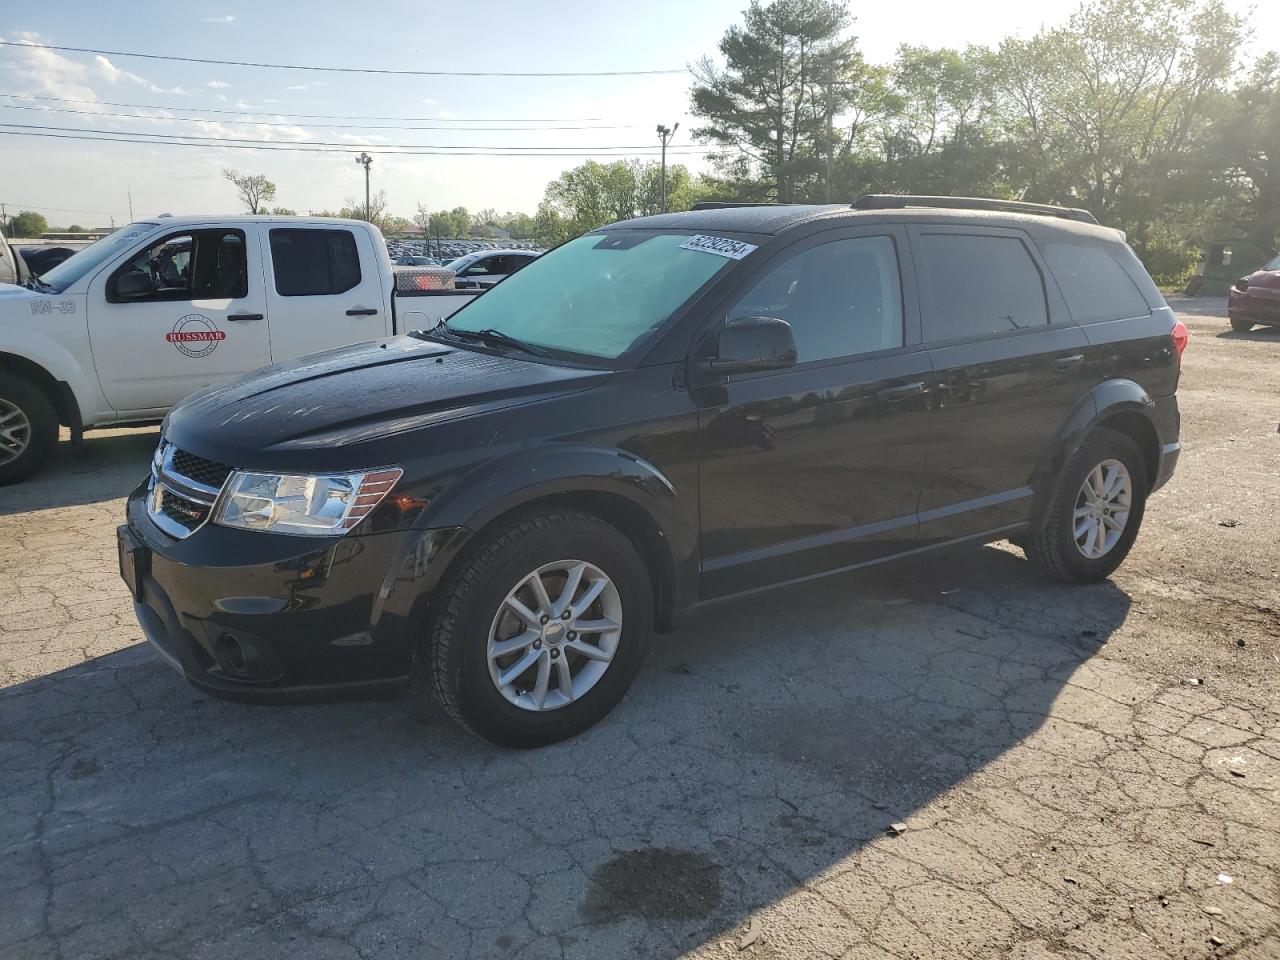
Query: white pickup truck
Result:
<box><xmin>0</xmin><ymin>215</ymin><xmax>480</xmax><ymax>483</ymax></box>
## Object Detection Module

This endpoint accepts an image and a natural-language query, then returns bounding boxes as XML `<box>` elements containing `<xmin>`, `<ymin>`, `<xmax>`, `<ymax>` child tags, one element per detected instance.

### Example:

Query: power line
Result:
<box><xmin>0</xmin><ymin>121</ymin><xmax>711</xmax><ymax>152</ymax></box>
<box><xmin>0</xmin><ymin>94</ymin><xmax>631</xmax><ymax>125</ymax></box>
<box><xmin>0</xmin><ymin>200</ymin><xmax>117</xmax><ymax>216</ymax></box>
<box><xmin>0</xmin><ymin>40</ymin><xmax>688</xmax><ymax>77</ymax></box>
<box><xmin>0</xmin><ymin>102</ymin><xmax>645</xmax><ymax>132</ymax></box>
<box><xmin>0</xmin><ymin>129</ymin><xmax>712</xmax><ymax>158</ymax></box>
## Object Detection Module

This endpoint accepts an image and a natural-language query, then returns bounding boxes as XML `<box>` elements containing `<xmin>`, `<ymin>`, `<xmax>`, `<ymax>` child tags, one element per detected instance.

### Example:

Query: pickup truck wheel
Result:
<box><xmin>1229</xmin><ymin>315</ymin><xmax>1254</xmax><ymax>332</ymax></box>
<box><xmin>0</xmin><ymin>375</ymin><xmax>57</xmax><ymax>485</ymax></box>
<box><xmin>427</xmin><ymin>508</ymin><xmax>652</xmax><ymax>748</ymax></box>
<box><xmin>1027</xmin><ymin>427</ymin><xmax>1147</xmax><ymax>583</ymax></box>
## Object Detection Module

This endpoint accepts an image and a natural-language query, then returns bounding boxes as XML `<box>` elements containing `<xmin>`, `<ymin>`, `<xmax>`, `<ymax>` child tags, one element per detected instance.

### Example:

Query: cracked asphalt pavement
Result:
<box><xmin>1</xmin><ymin>297</ymin><xmax>1277</xmax><ymax>959</ymax></box>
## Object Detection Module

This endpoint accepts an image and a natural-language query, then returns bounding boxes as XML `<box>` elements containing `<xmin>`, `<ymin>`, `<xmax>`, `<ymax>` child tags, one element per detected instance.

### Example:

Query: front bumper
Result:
<box><xmin>123</xmin><ymin>486</ymin><xmax>467</xmax><ymax>704</ymax></box>
<box><xmin>1228</xmin><ymin>287</ymin><xmax>1280</xmax><ymax>325</ymax></box>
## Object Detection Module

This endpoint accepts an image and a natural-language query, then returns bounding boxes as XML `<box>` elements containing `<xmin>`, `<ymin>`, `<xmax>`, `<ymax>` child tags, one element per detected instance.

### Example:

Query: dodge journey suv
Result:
<box><xmin>120</xmin><ymin>195</ymin><xmax>1186</xmax><ymax>747</ymax></box>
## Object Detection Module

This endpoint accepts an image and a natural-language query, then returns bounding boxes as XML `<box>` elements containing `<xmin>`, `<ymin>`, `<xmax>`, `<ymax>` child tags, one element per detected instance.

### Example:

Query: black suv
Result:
<box><xmin>120</xmin><ymin>196</ymin><xmax>1186</xmax><ymax>747</ymax></box>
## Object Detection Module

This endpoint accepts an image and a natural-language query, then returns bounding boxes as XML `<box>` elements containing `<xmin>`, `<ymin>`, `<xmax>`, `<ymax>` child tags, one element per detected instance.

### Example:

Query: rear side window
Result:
<box><xmin>1043</xmin><ymin>242</ymin><xmax>1151</xmax><ymax>322</ymax></box>
<box><xmin>270</xmin><ymin>229</ymin><xmax>361</xmax><ymax>296</ymax></box>
<box><xmin>918</xmin><ymin>233</ymin><xmax>1047</xmax><ymax>341</ymax></box>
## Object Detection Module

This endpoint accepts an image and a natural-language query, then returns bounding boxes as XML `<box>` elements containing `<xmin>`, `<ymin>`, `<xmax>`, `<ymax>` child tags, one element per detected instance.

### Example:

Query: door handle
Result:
<box><xmin>227</xmin><ymin>313</ymin><xmax>263</xmax><ymax>322</ymax></box>
<box><xmin>876</xmin><ymin>381</ymin><xmax>926</xmax><ymax>402</ymax></box>
<box><xmin>346</xmin><ymin>308</ymin><xmax>378</xmax><ymax>316</ymax></box>
<box><xmin>1053</xmin><ymin>353</ymin><xmax>1085</xmax><ymax>371</ymax></box>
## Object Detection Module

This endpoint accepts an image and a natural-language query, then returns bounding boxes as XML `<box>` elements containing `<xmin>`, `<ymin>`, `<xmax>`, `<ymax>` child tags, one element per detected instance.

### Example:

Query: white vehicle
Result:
<box><xmin>0</xmin><ymin>215</ymin><xmax>479</xmax><ymax>483</ymax></box>
<box><xmin>0</xmin><ymin>228</ymin><xmax>32</xmax><ymax>288</ymax></box>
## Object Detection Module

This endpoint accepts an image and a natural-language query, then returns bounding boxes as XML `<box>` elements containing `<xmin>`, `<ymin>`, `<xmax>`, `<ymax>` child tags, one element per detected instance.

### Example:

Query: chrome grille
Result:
<box><xmin>146</xmin><ymin>440</ymin><xmax>231</xmax><ymax>539</ymax></box>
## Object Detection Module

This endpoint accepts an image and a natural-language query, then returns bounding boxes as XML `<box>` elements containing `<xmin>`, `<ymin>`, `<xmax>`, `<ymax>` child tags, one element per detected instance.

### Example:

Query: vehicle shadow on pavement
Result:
<box><xmin>0</xmin><ymin>543</ymin><xmax>1131</xmax><ymax>959</ymax></box>
<box><xmin>1215</xmin><ymin>328</ymin><xmax>1280</xmax><ymax>342</ymax></box>
<box><xmin>0</xmin><ymin>428</ymin><xmax>157</xmax><ymax>516</ymax></box>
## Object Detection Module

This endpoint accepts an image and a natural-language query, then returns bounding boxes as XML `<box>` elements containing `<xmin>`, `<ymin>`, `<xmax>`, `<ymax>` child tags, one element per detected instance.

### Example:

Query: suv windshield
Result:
<box><xmin>1265</xmin><ymin>253</ymin><xmax>1280</xmax><ymax>271</ymax></box>
<box><xmin>38</xmin><ymin>223</ymin><xmax>159</xmax><ymax>294</ymax></box>
<box><xmin>444</xmin><ymin>232</ymin><xmax>739</xmax><ymax>359</ymax></box>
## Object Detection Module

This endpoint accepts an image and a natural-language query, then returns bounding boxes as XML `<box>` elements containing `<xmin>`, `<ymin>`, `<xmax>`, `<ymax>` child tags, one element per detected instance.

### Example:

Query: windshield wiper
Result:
<box><xmin>436</xmin><ymin>323</ymin><xmax>552</xmax><ymax>358</ymax></box>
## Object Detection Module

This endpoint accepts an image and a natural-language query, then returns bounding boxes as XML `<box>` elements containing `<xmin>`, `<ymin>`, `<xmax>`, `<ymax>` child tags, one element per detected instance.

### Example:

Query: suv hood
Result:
<box><xmin>165</xmin><ymin>334</ymin><xmax>606</xmax><ymax>466</ymax></box>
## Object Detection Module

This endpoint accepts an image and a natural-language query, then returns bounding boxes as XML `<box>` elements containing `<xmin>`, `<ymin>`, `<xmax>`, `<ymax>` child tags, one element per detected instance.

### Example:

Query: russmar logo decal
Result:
<box><xmin>165</xmin><ymin>314</ymin><xmax>226</xmax><ymax>359</ymax></box>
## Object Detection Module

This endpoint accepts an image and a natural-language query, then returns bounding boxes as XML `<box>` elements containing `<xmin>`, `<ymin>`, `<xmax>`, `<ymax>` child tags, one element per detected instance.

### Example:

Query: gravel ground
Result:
<box><xmin>0</xmin><ymin>298</ymin><xmax>1277</xmax><ymax>960</ymax></box>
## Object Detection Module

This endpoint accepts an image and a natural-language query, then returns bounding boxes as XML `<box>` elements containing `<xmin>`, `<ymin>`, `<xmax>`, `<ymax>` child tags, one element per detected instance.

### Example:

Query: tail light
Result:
<box><xmin>1171</xmin><ymin>320</ymin><xmax>1189</xmax><ymax>362</ymax></box>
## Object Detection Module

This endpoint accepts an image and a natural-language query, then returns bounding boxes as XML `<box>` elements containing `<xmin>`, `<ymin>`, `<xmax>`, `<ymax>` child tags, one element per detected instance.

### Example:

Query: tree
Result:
<box><xmin>7</xmin><ymin>211</ymin><xmax>48</xmax><ymax>237</ymax></box>
<box><xmin>269</xmin><ymin>206</ymin><xmax>297</xmax><ymax>216</ymax></box>
<box><xmin>340</xmin><ymin>190</ymin><xmax>388</xmax><ymax>225</ymax></box>
<box><xmin>691</xmin><ymin>0</ymin><xmax>853</xmax><ymax>200</ymax></box>
<box><xmin>222</xmin><ymin>168</ymin><xmax>278</xmax><ymax>214</ymax></box>
<box><xmin>66</xmin><ymin>223</ymin><xmax>85</xmax><ymax>233</ymax></box>
<box><xmin>532</xmin><ymin>160</ymin><xmax>712</xmax><ymax>244</ymax></box>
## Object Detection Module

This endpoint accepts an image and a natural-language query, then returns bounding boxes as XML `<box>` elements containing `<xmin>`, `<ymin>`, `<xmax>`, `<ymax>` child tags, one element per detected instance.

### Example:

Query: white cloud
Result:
<box><xmin>206</xmin><ymin>80</ymin><xmax>230</xmax><ymax>89</ymax></box>
<box><xmin>437</xmin><ymin>110</ymin><xmax>456</xmax><ymax>119</ymax></box>
<box><xmin>420</xmin><ymin>98</ymin><xmax>437</xmax><ymax>105</ymax></box>
<box><xmin>201</xmin><ymin>15</ymin><xmax>236</xmax><ymax>23</ymax></box>
<box><xmin>94</xmin><ymin>54</ymin><xmax>190</xmax><ymax>95</ymax></box>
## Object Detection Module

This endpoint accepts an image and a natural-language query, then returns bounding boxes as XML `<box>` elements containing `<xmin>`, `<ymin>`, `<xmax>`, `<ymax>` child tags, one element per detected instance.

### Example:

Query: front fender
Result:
<box><xmin>374</xmin><ymin>442</ymin><xmax>698</xmax><ymax>635</ymax></box>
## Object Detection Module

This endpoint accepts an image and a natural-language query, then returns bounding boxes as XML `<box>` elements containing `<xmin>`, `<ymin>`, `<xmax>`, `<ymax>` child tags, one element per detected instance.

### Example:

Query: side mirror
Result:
<box><xmin>114</xmin><ymin>272</ymin><xmax>156</xmax><ymax>300</ymax></box>
<box><xmin>699</xmin><ymin>316</ymin><xmax>797</xmax><ymax>376</ymax></box>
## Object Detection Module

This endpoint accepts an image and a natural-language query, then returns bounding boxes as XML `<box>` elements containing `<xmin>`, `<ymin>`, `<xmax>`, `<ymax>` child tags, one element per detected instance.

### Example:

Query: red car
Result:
<box><xmin>1228</xmin><ymin>253</ymin><xmax>1280</xmax><ymax>331</ymax></box>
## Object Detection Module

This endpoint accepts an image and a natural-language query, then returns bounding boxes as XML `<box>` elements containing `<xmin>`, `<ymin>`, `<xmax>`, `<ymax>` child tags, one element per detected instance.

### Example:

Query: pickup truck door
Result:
<box><xmin>261</xmin><ymin>225</ymin><xmax>390</xmax><ymax>360</ymax></box>
<box><xmin>86</xmin><ymin>227</ymin><xmax>272</xmax><ymax>414</ymax></box>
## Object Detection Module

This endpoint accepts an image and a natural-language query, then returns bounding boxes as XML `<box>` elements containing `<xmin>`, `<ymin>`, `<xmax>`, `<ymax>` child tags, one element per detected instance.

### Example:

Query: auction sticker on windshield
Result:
<box><xmin>679</xmin><ymin>235</ymin><xmax>758</xmax><ymax>260</ymax></box>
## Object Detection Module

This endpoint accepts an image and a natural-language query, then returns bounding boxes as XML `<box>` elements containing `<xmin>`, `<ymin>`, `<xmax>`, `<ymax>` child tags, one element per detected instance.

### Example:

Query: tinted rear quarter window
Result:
<box><xmin>270</xmin><ymin>229</ymin><xmax>361</xmax><ymax>296</ymax></box>
<box><xmin>918</xmin><ymin>233</ymin><xmax>1047</xmax><ymax>341</ymax></box>
<box><xmin>1042</xmin><ymin>241</ymin><xmax>1151</xmax><ymax>322</ymax></box>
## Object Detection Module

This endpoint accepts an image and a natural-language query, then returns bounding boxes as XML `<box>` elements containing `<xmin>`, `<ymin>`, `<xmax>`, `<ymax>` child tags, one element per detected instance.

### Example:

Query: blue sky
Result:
<box><xmin>1</xmin><ymin>0</ymin><xmax>1276</xmax><ymax>226</ymax></box>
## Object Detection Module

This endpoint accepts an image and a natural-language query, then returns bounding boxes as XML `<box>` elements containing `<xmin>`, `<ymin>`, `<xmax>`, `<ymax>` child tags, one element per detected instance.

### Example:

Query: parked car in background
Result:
<box><xmin>396</xmin><ymin>254</ymin><xmax>441</xmax><ymax>266</ymax></box>
<box><xmin>446</xmin><ymin>249</ymin><xmax>540</xmax><ymax>288</ymax></box>
<box><xmin>1228</xmin><ymin>253</ymin><xmax>1280</xmax><ymax>331</ymax></box>
<box><xmin>0</xmin><ymin>215</ymin><xmax>480</xmax><ymax>483</ymax></box>
<box><xmin>120</xmin><ymin>195</ymin><xmax>1185</xmax><ymax>748</ymax></box>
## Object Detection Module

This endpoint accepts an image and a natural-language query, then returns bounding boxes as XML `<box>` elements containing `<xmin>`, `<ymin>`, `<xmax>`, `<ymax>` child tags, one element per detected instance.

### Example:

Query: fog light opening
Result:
<box><xmin>215</xmin><ymin>634</ymin><xmax>248</xmax><ymax>675</ymax></box>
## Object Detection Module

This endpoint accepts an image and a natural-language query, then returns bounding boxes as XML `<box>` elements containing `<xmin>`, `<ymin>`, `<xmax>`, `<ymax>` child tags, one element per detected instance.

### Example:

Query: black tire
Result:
<box><xmin>1229</xmin><ymin>315</ymin><xmax>1254</xmax><ymax>332</ymax></box>
<box><xmin>0</xmin><ymin>375</ymin><xmax>58</xmax><ymax>485</ymax></box>
<box><xmin>426</xmin><ymin>508</ymin><xmax>653</xmax><ymax>748</ymax></box>
<box><xmin>1027</xmin><ymin>427</ymin><xmax>1148</xmax><ymax>583</ymax></box>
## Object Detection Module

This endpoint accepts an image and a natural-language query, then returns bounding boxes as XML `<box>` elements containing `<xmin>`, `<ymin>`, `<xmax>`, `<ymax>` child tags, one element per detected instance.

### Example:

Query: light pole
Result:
<box><xmin>656</xmin><ymin>122</ymin><xmax>679</xmax><ymax>213</ymax></box>
<box><xmin>355</xmin><ymin>152</ymin><xmax>373</xmax><ymax>221</ymax></box>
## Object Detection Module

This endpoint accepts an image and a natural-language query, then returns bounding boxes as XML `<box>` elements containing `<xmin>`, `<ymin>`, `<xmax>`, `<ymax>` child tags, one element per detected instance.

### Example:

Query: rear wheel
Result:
<box><xmin>426</xmin><ymin>508</ymin><xmax>653</xmax><ymax>748</ymax></box>
<box><xmin>0</xmin><ymin>375</ymin><xmax>57</xmax><ymax>485</ymax></box>
<box><xmin>1027</xmin><ymin>427</ymin><xmax>1148</xmax><ymax>583</ymax></box>
<box><xmin>1230</xmin><ymin>315</ymin><xmax>1254</xmax><ymax>332</ymax></box>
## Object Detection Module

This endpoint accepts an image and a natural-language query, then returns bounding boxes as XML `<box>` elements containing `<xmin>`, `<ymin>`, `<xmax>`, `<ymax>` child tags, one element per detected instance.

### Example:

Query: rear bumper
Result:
<box><xmin>125</xmin><ymin>486</ymin><xmax>468</xmax><ymax>704</ymax></box>
<box><xmin>1151</xmin><ymin>394</ymin><xmax>1180</xmax><ymax>493</ymax></box>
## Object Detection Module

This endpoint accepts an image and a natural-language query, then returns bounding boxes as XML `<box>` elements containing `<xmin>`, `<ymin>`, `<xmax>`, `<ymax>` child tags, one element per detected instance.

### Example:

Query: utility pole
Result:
<box><xmin>355</xmin><ymin>152</ymin><xmax>373</xmax><ymax>221</ymax></box>
<box><xmin>128</xmin><ymin>187</ymin><xmax>134</xmax><ymax>221</ymax></box>
<box><xmin>656</xmin><ymin>123</ymin><xmax>679</xmax><ymax>213</ymax></box>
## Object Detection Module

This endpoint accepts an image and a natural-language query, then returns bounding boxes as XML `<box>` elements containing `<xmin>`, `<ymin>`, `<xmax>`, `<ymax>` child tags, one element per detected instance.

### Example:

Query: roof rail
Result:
<box><xmin>689</xmin><ymin>201</ymin><xmax>799</xmax><ymax>211</ymax></box>
<box><xmin>853</xmin><ymin>194</ymin><xmax>1098</xmax><ymax>225</ymax></box>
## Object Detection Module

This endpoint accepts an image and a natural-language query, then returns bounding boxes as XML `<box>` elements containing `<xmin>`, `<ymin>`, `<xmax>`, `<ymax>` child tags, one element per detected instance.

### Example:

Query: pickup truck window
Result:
<box><xmin>107</xmin><ymin>230</ymin><xmax>248</xmax><ymax>303</ymax></box>
<box><xmin>269</xmin><ymin>228</ymin><xmax>361</xmax><ymax>296</ymax></box>
<box><xmin>38</xmin><ymin>222</ymin><xmax>159</xmax><ymax>294</ymax></box>
<box><xmin>445</xmin><ymin>231</ymin><xmax>736</xmax><ymax>360</ymax></box>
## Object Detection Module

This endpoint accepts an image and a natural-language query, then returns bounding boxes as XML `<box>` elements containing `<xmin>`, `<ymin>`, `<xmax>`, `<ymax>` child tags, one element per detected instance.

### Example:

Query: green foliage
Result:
<box><xmin>269</xmin><ymin>207</ymin><xmax>297</xmax><ymax>216</ymax></box>
<box><xmin>221</xmin><ymin>168</ymin><xmax>277</xmax><ymax>214</ymax></box>
<box><xmin>690</xmin><ymin>0</ymin><xmax>1275</xmax><ymax>269</ymax></box>
<box><xmin>7</xmin><ymin>211</ymin><xmax>48</xmax><ymax>238</ymax></box>
<box><xmin>531</xmin><ymin>160</ymin><xmax>714</xmax><ymax>244</ymax></box>
<box><xmin>1141</xmin><ymin>222</ymin><xmax>1202</xmax><ymax>286</ymax></box>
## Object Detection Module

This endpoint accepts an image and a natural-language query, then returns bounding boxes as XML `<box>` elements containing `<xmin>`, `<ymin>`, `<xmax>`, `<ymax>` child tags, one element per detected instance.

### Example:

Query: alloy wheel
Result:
<box><xmin>1073</xmin><ymin>458</ymin><xmax>1132</xmax><ymax>559</ymax></box>
<box><xmin>0</xmin><ymin>399</ymin><xmax>32</xmax><ymax>466</ymax></box>
<box><xmin>486</xmin><ymin>559</ymin><xmax>623</xmax><ymax>712</ymax></box>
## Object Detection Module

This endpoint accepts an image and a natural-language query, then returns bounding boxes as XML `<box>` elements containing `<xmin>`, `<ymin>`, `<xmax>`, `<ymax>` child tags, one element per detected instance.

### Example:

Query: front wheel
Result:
<box><xmin>1230</xmin><ymin>315</ymin><xmax>1254</xmax><ymax>332</ymax></box>
<box><xmin>426</xmin><ymin>508</ymin><xmax>653</xmax><ymax>748</ymax></box>
<box><xmin>1027</xmin><ymin>427</ymin><xmax>1148</xmax><ymax>583</ymax></box>
<box><xmin>0</xmin><ymin>375</ymin><xmax>58</xmax><ymax>485</ymax></box>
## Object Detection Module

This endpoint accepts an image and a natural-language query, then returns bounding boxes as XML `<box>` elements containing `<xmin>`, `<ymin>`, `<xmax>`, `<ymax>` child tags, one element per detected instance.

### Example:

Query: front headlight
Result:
<box><xmin>214</xmin><ymin>467</ymin><xmax>403</xmax><ymax>536</ymax></box>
